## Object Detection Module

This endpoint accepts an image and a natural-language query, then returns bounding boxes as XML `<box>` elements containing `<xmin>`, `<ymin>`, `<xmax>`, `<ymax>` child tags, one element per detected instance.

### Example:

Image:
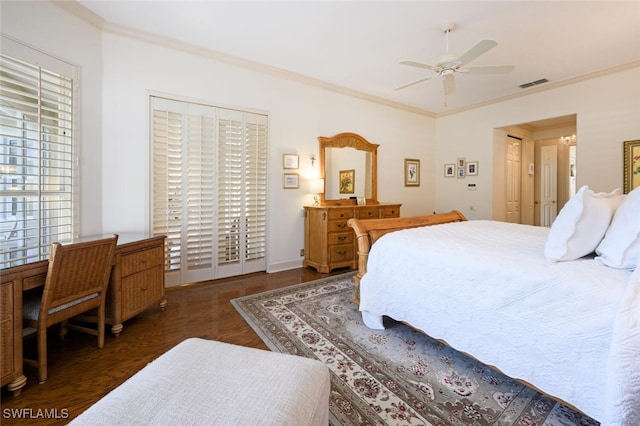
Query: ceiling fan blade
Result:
<box><xmin>443</xmin><ymin>74</ymin><xmax>456</xmax><ymax>95</ymax></box>
<box><xmin>394</xmin><ymin>75</ymin><xmax>435</xmax><ymax>91</ymax></box>
<box><xmin>465</xmin><ymin>64</ymin><xmax>515</xmax><ymax>74</ymax></box>
<box><xmin>457</xmin><ymin>40</ymin><xmax>497</xmax><ymax>66</ymax></box>
<box><xmin>399</xmin><ymin>60</ymin><xmax>439</xmax><ymax>71</ymax></box>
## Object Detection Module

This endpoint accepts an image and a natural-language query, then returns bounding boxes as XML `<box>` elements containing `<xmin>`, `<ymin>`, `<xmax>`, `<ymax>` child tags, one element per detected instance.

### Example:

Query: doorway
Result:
<box><xmin>493</xmin><ymin>115</ymin><xmax>577</xmax><ymax>226</ymax></box>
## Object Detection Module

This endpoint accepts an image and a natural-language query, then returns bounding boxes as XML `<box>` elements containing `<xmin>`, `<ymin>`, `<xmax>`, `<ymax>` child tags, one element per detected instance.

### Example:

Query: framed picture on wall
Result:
<box><xmin>623</xmin><ymin>140</ymin><xmax>640</xmax><ymax>194</ymax></box>
<box><xmin>404</xmin><ymin>158</ymin><xmax>420</xmax><ymax>186</ymax></box>
<box><xmin>283</xmin><ymin>154</ymin><xmax>299</xmax><ymax>169</ymax></box>
<box><xmin>444</xmin><ymin>164</ymin><xmax>455</xmax><ymax>177</ymax></box>
<box><xmin>466</xmin><ymin>161</ymin><xmax>478</xmax><ymax>176</ymax></box>
<box><xmin>283</xmin><ymin>173</ymin><xmax>299</xmax><ymax>189</ymax></box>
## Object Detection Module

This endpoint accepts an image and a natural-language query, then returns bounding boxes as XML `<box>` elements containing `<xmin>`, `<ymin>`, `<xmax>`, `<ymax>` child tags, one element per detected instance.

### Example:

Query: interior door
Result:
<box><xmin>540</xmin><ymin>145</ymin><xmax>558</xmax><ymax>226</ymax></box>
<box><xmin>505</xmin><ymin>138</ymin><xmax>521</xmax><ymax>223</ymax></box>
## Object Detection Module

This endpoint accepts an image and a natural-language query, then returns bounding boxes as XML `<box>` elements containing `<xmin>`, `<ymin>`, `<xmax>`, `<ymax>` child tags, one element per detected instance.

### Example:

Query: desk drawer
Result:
<box><xmin>121</xmin><ymin>246</ymin><xmax>163</xmax><ymax>277</ymax></box>
<box><xmin>121</xmin><ymin>266</ymin><xmax>164</xmax><ymax>318</ymax></box>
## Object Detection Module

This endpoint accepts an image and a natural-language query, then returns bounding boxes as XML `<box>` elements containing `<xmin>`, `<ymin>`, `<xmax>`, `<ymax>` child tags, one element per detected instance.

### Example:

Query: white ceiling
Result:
<box><xmin>76</xmin><ymin>1</ymin><xmax>640</xmax><ymax>115</ymax></box>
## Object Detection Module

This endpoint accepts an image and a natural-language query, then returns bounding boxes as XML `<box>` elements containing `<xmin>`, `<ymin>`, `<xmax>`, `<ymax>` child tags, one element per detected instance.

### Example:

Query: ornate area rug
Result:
<box><xmin>231</xmin><ymin>274</ymin><xmax>598</xmax><ymax>426</ymax></box>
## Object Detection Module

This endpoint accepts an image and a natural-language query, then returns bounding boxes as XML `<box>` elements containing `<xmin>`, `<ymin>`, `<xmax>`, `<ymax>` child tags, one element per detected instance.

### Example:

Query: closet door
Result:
<box><xmin>151</xmin><ymin>97</ymin><xmax>267</xmax><ymax>284</ymax></box>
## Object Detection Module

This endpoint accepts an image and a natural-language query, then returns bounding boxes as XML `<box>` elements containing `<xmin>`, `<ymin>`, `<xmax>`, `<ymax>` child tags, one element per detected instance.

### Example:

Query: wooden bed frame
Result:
<box><xmin>347</xmin><ymin>210</ymin><xmax>466</xmax><ymax>304</ymax></box>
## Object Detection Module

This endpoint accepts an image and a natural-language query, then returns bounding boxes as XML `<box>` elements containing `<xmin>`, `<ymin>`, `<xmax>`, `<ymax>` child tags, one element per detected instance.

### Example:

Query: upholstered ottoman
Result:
<box><xmin>70</xmin><ymin>338</ymin><xmax>330</xmax><ymax>425</ymax></box>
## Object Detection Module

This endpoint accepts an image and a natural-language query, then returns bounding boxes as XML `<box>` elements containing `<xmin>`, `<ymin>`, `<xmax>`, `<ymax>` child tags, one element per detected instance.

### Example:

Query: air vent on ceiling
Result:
<box><xmin>519</xmin><ymin>78</ymin><xmax>549</xmax><ymax>89</ymax></box>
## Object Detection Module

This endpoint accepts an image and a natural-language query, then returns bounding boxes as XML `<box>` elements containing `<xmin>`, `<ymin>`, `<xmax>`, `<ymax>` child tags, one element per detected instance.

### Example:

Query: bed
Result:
<box><xmin>347</xmin><ymin>190</ymin><xmax>639</xmax><ymax>425</ymax></box>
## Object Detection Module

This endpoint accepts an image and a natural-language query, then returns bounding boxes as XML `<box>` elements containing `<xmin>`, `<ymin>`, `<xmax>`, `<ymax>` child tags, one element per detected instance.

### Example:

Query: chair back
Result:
<box><xmin>40</xmin><ymin>235</ymin><xmax>118</xmax><ymax>323</ymax></box>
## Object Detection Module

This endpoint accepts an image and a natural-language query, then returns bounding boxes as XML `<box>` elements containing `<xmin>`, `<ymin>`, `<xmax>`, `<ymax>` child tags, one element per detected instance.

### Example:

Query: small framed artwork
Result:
<box><xmin>623</xmin><ymin>140</ymin><xmax>640</xmax><ymax>194</ymax></box>
<box><xmin>283</xmin><ymin>154</ymin><xmax>299</xmax><ymax>169</ymax></box>
<box><xmin>444</xmin><ymin>164</ymin><xmax>455</xmax><ymax>177</ymax></box>
<box><xmin>404</xmin><ymin>158</ymin><xmax>420</xmax><ymax>186</ymax></box>
<box><xmin>283</xmin><ymin>173</ymin><xmax>299</xmax><ymax>189</ymax></box>
<box><xmin>457</xmin><ymin>167</ymin><xmax>465</xmax><ymax>179</ymax></box>
<box><xmin>457</xmin><ymin>157</ymin><xmax>466</xmax><ymax>168</ymax></box>
<box><xmin>466</xmin><ymin>161</ymin><xmax>478</xmax><ymax>176</ymax></box>
<box><xmin>357</xmin><ymin>197</ymin><xmax>366</xmax><ymax>206</ymax></box>
<box><xmin>339</xmin><ymin>169</ymin><xmax>355</xmax><ymax>193</ymax></box>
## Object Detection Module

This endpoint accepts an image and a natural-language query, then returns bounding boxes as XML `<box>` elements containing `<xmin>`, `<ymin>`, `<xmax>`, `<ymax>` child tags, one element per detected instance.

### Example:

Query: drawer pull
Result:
<box><xmin>338</xmin><ymin>236</ymin><xmax>347</xmax><ymax>241</ymax></box>
<box><xmin>339</xmin><ymin>213</ymin><xmax>345</xmax><ymax>218</ymax></box>
<box><xmin>337</xmin><ymin>250</ymin><xmax>347</xmax><ymax>256</ymax></box>
<box><xmin>337</xmin><ymin>224</ymin><xmax>346</xmax><ymax>229</ymax></box>
<box><xmin>367</xmin><ymin>212</ymin><xmax>373</xmax><ymax>216</ymax></box>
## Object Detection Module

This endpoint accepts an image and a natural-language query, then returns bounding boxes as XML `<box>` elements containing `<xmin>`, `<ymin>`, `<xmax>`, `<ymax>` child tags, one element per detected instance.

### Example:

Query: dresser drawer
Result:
<box><xmin>328</xmin><ymin>232</ymin><xmax>353</xmax><ymax>245</ymax></box>
<box><xmin>329</xmin><ymin>244</ymin><xmax>353</xmax><ymax>262</ymax></box>
<box><xmin>121</xmin><ymin>246</ymin><xmax>163</xmax><ymax>277</ymax></box>
<box><xmin>328</xmin><ymin>209</ymin><xmax>354</xmax><ymax>220</ymax></box>
<box><xmin>381</xmin><ymin>206</ymin><xmax>400</xmax><ymax>217</ymax></box>
<box><xmin>121</xmin><ymin>266</ymin><xmax>164</xmax><ymax>317</ymax></box>
<box><xmin>328</xmin><ymin>220</ymin><xmax>351</xmax><ymax>233</ymax></box>
<box><xmin>358</xmin><ymin>207</ymin><xmax>380</xmax><ymax>219</ymax></box>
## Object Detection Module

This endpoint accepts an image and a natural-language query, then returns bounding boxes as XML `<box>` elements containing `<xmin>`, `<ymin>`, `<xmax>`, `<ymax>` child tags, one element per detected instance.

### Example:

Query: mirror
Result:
<box><xmin>318</xmin><ymin>133</ymin><xmax>378</xmax><ymax>205</ymax></box>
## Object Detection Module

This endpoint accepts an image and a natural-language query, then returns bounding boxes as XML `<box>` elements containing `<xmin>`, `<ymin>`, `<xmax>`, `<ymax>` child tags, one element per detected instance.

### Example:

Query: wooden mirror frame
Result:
<box><xmin>318</xmin><ymin>132</ymin><xmax>379</xmax><ymax>205</ymax></box>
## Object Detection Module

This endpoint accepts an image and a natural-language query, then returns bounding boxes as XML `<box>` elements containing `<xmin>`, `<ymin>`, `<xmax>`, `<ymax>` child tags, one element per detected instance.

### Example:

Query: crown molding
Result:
<box><xmin>53</xmin><ymin>0</ymin><xmax>105</xmax><ymax>29</ymax></box>
<box><xmin>436</xmin><ymin>60</ymin><xmax>640</xmax><ymax>118</ymax></box>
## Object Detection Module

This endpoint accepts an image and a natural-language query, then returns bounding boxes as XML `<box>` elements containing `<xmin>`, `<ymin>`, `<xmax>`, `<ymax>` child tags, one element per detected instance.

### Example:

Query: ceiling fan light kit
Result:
<box><xmin>396</xmin><ymin>22</ymin><xmax>515</xmax><ymax>96</ymax></box>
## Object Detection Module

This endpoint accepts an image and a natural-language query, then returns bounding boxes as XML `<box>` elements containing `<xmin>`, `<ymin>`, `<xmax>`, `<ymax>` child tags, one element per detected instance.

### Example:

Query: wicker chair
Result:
<box><xmin>23</xmin><ymin>235</ymin><xmax>118</xmax><ymax>384</ymax></box>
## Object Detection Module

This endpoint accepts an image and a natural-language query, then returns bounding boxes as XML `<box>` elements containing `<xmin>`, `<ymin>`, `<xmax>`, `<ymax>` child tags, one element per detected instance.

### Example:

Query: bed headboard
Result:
<box><xmin>347</xmin><ymin>210</ymin><xmax>466</xmax><ymax>304</ymax></box>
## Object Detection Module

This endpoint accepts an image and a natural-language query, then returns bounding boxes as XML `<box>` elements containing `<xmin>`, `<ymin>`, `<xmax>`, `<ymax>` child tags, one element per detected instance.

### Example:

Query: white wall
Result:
<box><xmin>1</xmin><ymin>1</ymin><xmax>104</xmax><ymax>235</ymax></box>
<box><xmin>435</xmin><ymin>66</ymin><xmax>640</xmax><ymax>219</ymax></box>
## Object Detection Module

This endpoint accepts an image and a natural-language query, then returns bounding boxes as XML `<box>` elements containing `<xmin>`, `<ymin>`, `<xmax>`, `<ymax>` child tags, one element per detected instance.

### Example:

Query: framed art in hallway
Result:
<box><xmin>404</xmin><ymin>158</ymin><xmax>420</xmax><ymax>186</ymax></box>
<box><xmin>283</xmin><ymin>173</ymin><xmax>299</xmax><ymax>189</ymax></box>
<box><xmin>623</xmin><ymin>140</ymin><xmax>640</xmax><ymax>193</ymax></box>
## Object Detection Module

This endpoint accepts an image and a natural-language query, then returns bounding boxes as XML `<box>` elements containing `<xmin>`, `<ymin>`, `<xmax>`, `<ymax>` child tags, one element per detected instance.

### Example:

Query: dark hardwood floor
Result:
<box><xmin>1</xmin><ymin>267</ymin><xmax>345</xmax><ymax>425</ymax></box>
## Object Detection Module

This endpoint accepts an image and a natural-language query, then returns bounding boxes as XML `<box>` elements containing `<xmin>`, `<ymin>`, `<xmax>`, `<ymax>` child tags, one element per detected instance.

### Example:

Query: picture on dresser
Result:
<box><xmin>339</xmin><ymin>169</ymin><xmax>355</xmax><ymax>194</ymax></box>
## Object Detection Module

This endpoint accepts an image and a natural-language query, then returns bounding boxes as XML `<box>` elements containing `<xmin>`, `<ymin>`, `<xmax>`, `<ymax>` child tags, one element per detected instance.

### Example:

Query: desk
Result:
<box><xmin>0</xmin><ymin>234</ymin><xmax>166</xmax><ymax>396</ymax></box>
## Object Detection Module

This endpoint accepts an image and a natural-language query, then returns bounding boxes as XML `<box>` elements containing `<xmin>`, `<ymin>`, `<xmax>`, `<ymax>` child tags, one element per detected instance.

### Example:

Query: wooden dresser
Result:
<box><xmin>0</xmin><ymin>234</ymin><xmax>166</xmax><ymax>396</ymax></box>
<box><xmin>304</xmin><ymin>204</ymin><xmax>401</xmax><ymax>273</ymax></box>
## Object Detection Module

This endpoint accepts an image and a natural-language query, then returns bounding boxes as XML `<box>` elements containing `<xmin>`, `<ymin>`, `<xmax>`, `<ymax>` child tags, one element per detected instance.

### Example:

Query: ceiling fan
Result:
<box><xmin>395</xmin><ymin>23</ymin><xmax>515</xmax><ymax>95</ymax></box>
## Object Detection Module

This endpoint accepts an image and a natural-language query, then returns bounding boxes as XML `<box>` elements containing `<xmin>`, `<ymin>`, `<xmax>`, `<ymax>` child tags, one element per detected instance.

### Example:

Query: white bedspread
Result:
<box><xmin>359</xmin><ymin>220</ymin><xmax>639</xmax><ymax>425</ymax></box>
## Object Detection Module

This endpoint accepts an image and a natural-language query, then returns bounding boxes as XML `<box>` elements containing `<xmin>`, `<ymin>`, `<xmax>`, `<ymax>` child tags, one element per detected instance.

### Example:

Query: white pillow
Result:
<box><xmin>544</xmin><ymin>185</ymin><xmax>623</xmax><ymax>262</ymax></box>
<box><xmin>595</xmin><ymin>185</ymin><xmax>640</xmax><ymax>269</ymax></box>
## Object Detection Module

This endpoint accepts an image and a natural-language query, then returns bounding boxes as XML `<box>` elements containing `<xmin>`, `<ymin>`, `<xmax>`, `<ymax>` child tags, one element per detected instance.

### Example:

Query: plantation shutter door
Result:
<box><xmin>151</xmin><ymin>97</ymin><xmax>183</xmax><ymax>280</ymax></box>
<box><xmin>182</xmin><ymin>103</ymin><xmax>216</xmax><ymax>283</ymax></box>
<box><xmin>151</xmin><ymin>96</ymin><xmax>267</xmax><ymax>283</ymax></box>
<box><xmin>0</xmin><ymin>47</ymin><xmax>76</xmax><ymax>269</ymax></box>
<box><xmin>216</xmin><ymin>109</ymin><xmax>244</xmax><ymax>278</ymax></box>
<box><xmin>243</xmin><ymin>112</ymin><xmax>267</xmax><ymax>274</ymax></box>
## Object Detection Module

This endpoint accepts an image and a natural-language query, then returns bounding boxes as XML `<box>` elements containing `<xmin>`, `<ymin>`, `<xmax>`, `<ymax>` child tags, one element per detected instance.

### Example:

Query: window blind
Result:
<box><xmin>0</xmin><ymin>50</ymin><xmax>76</xmax><ymax>269</ymax></box>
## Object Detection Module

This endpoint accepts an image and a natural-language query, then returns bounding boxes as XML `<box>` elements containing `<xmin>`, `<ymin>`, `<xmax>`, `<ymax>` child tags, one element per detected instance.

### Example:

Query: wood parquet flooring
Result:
<box><xmin>1</xmin><ymin>267</ymin><xmax>345</xmax><ymax>425</ymax></box>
